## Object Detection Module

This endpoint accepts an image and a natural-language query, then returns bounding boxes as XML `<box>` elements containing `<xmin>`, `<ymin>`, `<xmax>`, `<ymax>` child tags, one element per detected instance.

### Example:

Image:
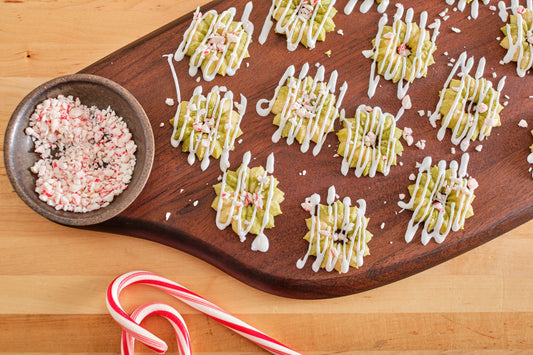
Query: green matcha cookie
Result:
<box><xmin>500</xmin><ymin>6</ymin><xmax>533</xmax><ymax>75</ymax></box>
<box><xmin>372</xmin><ymin>19</ymin><xmax>437</xmax><ymax>84</ymax></box>
<box><xmin>337</xmin><ymin>105</ymin><xmax>404</xmax><ymax>177</ymax></box>
<box><xmin>212</xmin><ymin>152</ymin><xmax>284</xmax><ymax>252</ymax></box>
<box><xmin>438</xmin><ymin>75</ymin><xmax>504</xmax><ymax>144</ymax></box>
<box><xmin>261</xmin><ymin>0</ymin><xmax>337</xmax><ymax>51</ymax></box>
<box><xmin>175</xmin><ymin>7</ymin><xmax>252</xmax><ymax>81</ymax></box>
<box><xmin>170</xmin><ymin>86</ymin><xmax>244</xmax><ymax>171</ymax></box>
<box><xmin>297</xmin><ymin>186</ymin><xmax>372</xmax><ymax>273</ymax></box>
<box><xmin>398</xmin><ymin>155</ymin><xmax>477</xmax><ymax>245</ymax></box>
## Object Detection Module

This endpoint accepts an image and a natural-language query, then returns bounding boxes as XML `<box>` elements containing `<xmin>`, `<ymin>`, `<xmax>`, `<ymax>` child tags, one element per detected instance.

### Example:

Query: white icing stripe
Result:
<box><xmin>164</xmin><ymin>54</ymin><xmax>181</xmax><ymax>103</ymax></box>
<box><xmin>430</xmin><ymin>51</ymin><xmax>506</xmax><ymax>151</ymax></box>
<box><xmin>215</xmin><ymin>152</ymin><xmax>278</xmax><ymax>252</ymax></box>
<box><xmin>446</xmin><ymin>0</ymin><xmax>484</xmax><ymax>19</ymax></box>
<box><xmin>340</xmin><ymin>105</ymin><xmax>399</xmax><ymax>178</ymax></box>
<box><xmin>256</xmin><ymin>63</ymin><xmax>347</xmax><ymax>156</ymax></box>
<box><xmin>344</xmin><ymin>0</ymin><xmax>389</xmax><ymax>14</ymax></box>
<box><xmin>259</xmin><ymin>0</ymin><xmax>336</xmax><ymax>51</ymax></box>
<box><xmin>174</xmin><ymin>4</ymin><xmax>252</xmax><ymax>81</ymax></box>
<box><xmin>296</xmin><ymin>186</ymin><xmax>368</xmax><ymax>273</ymax></box>
<box><xmin>171</xmin><ymin>86</ymin><xmax>245</xmax><ymax>171</ymax></box>
<box><xmin>500</xmin><ymin>0</ymin><xmax>533</xmax><ymax>77</ymax></box>
<box><xmin>398</xmin><ymin>154</ymin><xmax>476</xmax><ymax>245</ymax></box>
<box><xmin>367</xmin><ymin>5</ymin><xmax>440</xmax><ymax>99</ymax></box>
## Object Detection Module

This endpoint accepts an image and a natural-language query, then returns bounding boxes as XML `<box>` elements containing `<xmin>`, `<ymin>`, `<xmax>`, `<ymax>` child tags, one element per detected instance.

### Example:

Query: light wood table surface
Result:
<box><xmin>1</xmin><ymin>1</ymin><xmax>533</xmax><ymax>354</ymax></box>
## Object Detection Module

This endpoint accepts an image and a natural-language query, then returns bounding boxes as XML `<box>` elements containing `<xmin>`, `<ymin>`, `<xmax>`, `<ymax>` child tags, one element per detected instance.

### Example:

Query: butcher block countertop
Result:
<box><xmin>1</xmin><ymin>0</ymin><xmax>533</xmax><ymax>353</ymax></box>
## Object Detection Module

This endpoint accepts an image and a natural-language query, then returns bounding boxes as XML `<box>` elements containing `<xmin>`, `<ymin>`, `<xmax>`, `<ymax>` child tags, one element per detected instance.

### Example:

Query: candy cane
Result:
<box><xmin>122</xmin><ymin>303</ymin><xmax>191</xmax><ymax>355</ymax></box>
<box><xmin>106</xmin><ymin>271</ymin><xmax>301</xmax><ymax>355</ymax></box>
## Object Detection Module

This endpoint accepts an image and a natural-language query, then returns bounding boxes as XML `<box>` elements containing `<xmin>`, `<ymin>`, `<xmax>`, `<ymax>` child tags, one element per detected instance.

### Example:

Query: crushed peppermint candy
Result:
<box><xmin>409</xmin><ymin>173</ymin><xmax>417</xmax><ymax>181</ymax></box>
<box><xmin>362</xmin><ymin>49</ymin><xmax>374</xmax><ymax>58</ymax></box>
<box><xmin>415</xmin><ymin>140</ymin><xmax>426</xmax><ymax>150</ymax></box>
<box><xmin>165</xmin><ymin>98</ymin><xmax>175</xmax><ymax>106</ymax></box>
<box><xmin>402</xmin><ymin>127</ymin><xmax>414</xmax><ymax>146</ymax></box>
<box><xmin>159</xmin><ymin>122</ymin><xmax>165</xmax><ymax>127</ymax></box>
<box><xmin>451</xmin><ymin>27</ymin><xmax>461</xmax><ymax>33</ymax></box>
<box><xmin>165</xmin><ymin>212</ymin><xmax>171</xmax><ymax>221</ymax></box>
<box><xmin>380</xmin><ymin>222</ymin><xmax>385</xmax><ymax>229</ymax></box>
<box><xmin>337</xmin><ymin>29</ymin><xmax>344</xmax><ymax>35</ymax></box>
<box><xmin>518</xmin><ymin>119</ymin><xmax>528</xmax><ymax>128</ymax></box>
<box><xmin>193</xmin><ymin>200</ymin><xmax>199</xmax><ymax>207</ymax></box>
<box><xmin>399</xmin><ymin>193</ymin><xmax>406</xmax><ymax>200</ymax></box>
<box><xmin>25</xmin><ymin>95</ymin><xmax>136</xmax><ymax>213</ymax></box>
<box><xmin>475</xmin><ymin>145</ymin><xmax>483</xmax><ymax>152</ymax></box>
<box><xmin>401</xmin><ymin>94</ymin><xmax>412</xmax><ymax>110</ymax></box>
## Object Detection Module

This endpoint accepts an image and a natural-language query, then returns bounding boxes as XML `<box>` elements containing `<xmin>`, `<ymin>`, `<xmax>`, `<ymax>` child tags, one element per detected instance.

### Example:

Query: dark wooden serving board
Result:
<box><xmin>83</xmin><ymin>0</ymin><xmax>533</xmax><ymax>299</ymax></box>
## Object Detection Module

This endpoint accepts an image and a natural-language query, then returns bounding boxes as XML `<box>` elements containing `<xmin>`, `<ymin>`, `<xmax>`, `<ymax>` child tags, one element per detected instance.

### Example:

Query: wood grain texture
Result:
<box><xmin>1</xmin><ymin>0</ymin><xmax>533</xmax><ymax>354</ymax></box>
<box><xmin>78</xmin><ymin>0</ymin><xmax>533</xmax><ymax>299</ymax></box>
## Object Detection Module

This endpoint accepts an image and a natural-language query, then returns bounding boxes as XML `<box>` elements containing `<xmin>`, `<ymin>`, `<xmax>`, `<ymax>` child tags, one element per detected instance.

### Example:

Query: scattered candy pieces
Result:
<box><xmin>451</xmin><ymin>27</ymin><xmax>461</xmax><ymax>33</ymax></box>
<box><xmin>402</xmin><ymin>127</ymin><xmax>414</xmax><ymax>146</ymax></box>
<box><xmin>165</xmin><ymin>98</ymin><xmax>175</xmax><ymax>106</ymax></box>
<box><xmin>165</xmin><ymin>212</ymin><xmax>171</xmax><ymax>221</ymax></box>
<box><xmin>401</xmin><ymin>94</ymin><xmax>412</xmax><ymax>110</ymax></box>
<box><xmin>106</xmin><ymin>271</ymin><xmax>301</xmax><ymax>355</ymax></box>
<box><xmin>325</xmin><ymin>50</ymin><xmax>332</xmax><ymax>57</ymax></box>
<box><xmin>518</xmin><ymin>119</ymin><xmax>528</xmax><ymax>128</ymax></box>
<box><xmin>415</xmin><ymin>139</ymin><xmax>426</xmax><ymax>150</ymax></box>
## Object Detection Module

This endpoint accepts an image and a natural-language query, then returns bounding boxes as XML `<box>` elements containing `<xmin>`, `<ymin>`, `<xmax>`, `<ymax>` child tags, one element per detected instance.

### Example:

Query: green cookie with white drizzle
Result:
<box><xmin>366</xmin><ymin>5</ymin><xmax>440</xmax><ymax>100</ymax></box>
<box><xmin>170</xmin><ymin>86</ymin><xmax>245</xmax><ymax>171</ymax></box>
<box><xmin>297</xmin><ymin>186</ymin><xmax>372</xmax><ymax>273</ymax></box>
<box><xmin>260</xmin><ymin>0</ymin><xmax>337</xmax><ymax>51</ymax></box>
<box><xmin>337</xmin><ymin>105</ymin><xmax>404</xmax><ymax>177</ymax></box>
<box><xmin>500</xmin><ymin>4</ymin><xmax>533</xmax><ymax>76</ymax></box>
<box><xmin>256</xmin><ymin>63</ymin><xmax>347</xmax><ymax>156</ymax></box>
<box><xmin>398</xmin><ymin>154</ymin><xmax>477</xmax><ymax>245</ymax></box>
<box><xmin>429</xmin><ymin>51</ymin><xmax>506</xmax><ymax>152</ymax></box>
<box><xmin>438</xmin><ymin>75</ymin><xmax>504</xmax><ymax>143</ymax></box>
<box><xmin>212</xmin><ymin>152</ymin><xmax>284</xmax><ymax>252</ymax></box>
<box><xmin>174</xmin><ymin>4</ymin><xmax>253</xmax><ymax>81</ymax></box>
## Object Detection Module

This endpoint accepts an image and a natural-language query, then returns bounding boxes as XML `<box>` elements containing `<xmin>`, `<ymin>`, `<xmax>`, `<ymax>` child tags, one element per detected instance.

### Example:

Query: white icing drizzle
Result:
<box><xmin>259</xmin><ymin>0</ymin><xmax>336</xmax><ymax>51</ymax></box>
<box><xmin>339</xmin><ymin>105</ymin><xmax>400</xmax><ymax>177</ymax></box>
<box><xmin>498</xmin><ymin>0</ymin><xmax>510</xmax><ymax>22</ymax></box>
<box><xmin>528</xmin><ymin>150</ymin><xmax>533</xmax><ymax>178</ymax></box>
<box><xmin>171</xmin><ymin>86</ymin><xmax>246</xmax><ymax>171</ymax></box>
<box><xmin>430</xmin><ymin>51</ymin><xmax>506</xmax><ymax>151</ymax></box>
<box><xmin>398</xmin><ymin>154</ymin><xmax>476</xmax><ymax>245</ymax></box>
<box><xmin>174</xmin><ymin>3</ymin><xmax>253</xmax><ymax>81</ymax></box>
<box><xmin>500</xmin><ymin>0</ymin><xmax>533</xmax><ymax>77</ymax></box>
<box><xmin>163</xmin><ymin>54</ymin><xmax>181</xmax><ymax>103</ymax></box>
<box><xmin>215</xmin><ymin>152</ymin><xmax>278</xmax><ymax>252</ymax></box>
<box><xmin>446</xmin><ymin>0</ymin><xmax>488</xmax><ymax>19</ymax></box>
<box><xmin>344</xmin><ymin>0</ymin><xmax>389</xmax><ymax>14</ymax></box>
<box><xmin>256</xmin><ymin>63</ymin><xmax>347</xmax><ymax>156</ymax></box>
<box><xmin>296</xmin><ymin>186</ymin><xmax>368</xmax><ymax>273</ymax></box>
<box><xmin>367</xmin><ymin>5</ymin><xmax>441</xmax><ymax>99</ymax></box>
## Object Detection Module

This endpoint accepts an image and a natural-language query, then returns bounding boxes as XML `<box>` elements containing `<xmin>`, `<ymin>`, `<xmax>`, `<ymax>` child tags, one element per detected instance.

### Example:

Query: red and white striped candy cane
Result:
<box><xmin>121</xmin><ymin>302</ymin><xmax>191</xmax><ymax>355</ymax></box>
<box><xmin>106</xmin><ymin>271</ymin><xmax>301</xmax><ymax>355</ymax></box>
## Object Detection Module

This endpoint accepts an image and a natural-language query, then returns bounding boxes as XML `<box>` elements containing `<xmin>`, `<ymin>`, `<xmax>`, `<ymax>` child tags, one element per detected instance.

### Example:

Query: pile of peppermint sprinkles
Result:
<box><xmin>25</xmin><ymin>95</ymin><xmax>137</xmax><ymax>212</ymax></box>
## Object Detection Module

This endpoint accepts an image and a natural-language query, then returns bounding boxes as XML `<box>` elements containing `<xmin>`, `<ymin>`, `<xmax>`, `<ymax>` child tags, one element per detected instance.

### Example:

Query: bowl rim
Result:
<box><xmin>3</xmin><ymin>73</ymin><xmax>155</xmax><ymax>226</ymax></box>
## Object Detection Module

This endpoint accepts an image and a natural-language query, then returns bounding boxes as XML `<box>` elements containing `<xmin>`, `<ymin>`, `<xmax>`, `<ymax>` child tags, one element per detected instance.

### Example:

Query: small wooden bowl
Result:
<box><xmin>3</xmin><ymin>74</ymin><xmax>154</xmax><ymax>226</ymax></box>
